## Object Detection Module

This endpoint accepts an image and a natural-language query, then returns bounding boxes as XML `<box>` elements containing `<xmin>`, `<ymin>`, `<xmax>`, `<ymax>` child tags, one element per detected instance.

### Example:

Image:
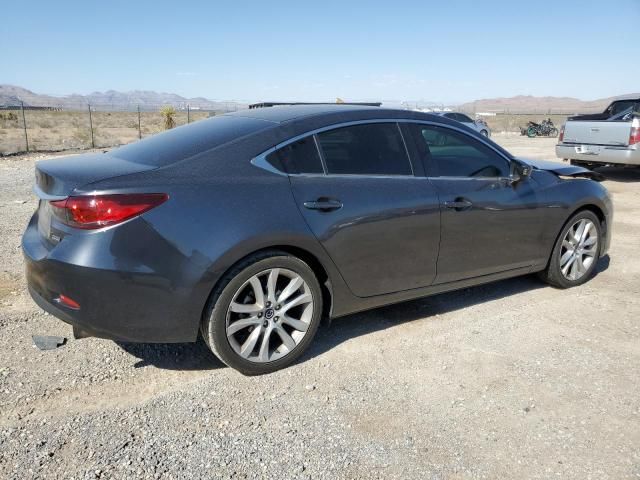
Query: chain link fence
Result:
<box><xmin>0</xmin><ymin>102</ymin><xmax>238</xmax><ymax>155</ymax></box>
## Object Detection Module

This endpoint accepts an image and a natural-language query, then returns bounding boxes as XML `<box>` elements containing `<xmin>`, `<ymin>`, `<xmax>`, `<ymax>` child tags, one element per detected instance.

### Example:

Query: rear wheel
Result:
<box><xmin>480</xmin><ymin>129</ymin><xmax>489</xmax><ymax>137</ymax></box>
<box><xmin>527</xmin><ymin>126</ymin><xmax>537</xmax><ymax>138</ymax></box>
<box><xmin>201</xmin><ymin>251</ymin><xmax>323</xmax><ymax>375</ymax></box>
<box><xmin>538</xmin><ymin>211</ymin><xmax>601</xmax><ymax>288</ymax></box>
<box><xmin>549</xmin><ymin>127</ymin><xmax>559</xmax><ymax>138</ymax></box>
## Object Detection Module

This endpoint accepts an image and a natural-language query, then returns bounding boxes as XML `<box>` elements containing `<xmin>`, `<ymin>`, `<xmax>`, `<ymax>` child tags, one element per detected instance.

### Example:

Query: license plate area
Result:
<box><xmin>575</xmin><ymin>145</ymin><xmax>602</xmax><ymax>155</ymax></box>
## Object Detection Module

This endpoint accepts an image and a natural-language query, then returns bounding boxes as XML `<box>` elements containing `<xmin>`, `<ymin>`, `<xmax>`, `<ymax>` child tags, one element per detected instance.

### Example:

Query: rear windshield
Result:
<box><xmin>111</xmin><ymin>115</ymin><xmax>273</xmax><ymax>166</ymax></box>
<box><xmin>606</xmin><ymin>100</ymin><xmax>640</xmax><ymax>117</ymax></box>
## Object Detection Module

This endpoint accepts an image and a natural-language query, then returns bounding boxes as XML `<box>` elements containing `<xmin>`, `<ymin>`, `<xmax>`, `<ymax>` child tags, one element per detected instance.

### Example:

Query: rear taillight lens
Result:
<box><xmin>559</xmin><ymin>124</ymin><xmax>565</xmax><ymax>142</ymax></box>
<box><xmin>50</xmin><ymin>193</ymin><xmax>168</xmax><ymax>229</ymax></box>
<box><xmin>630</xmin><ymin>125</ymin><xmax>640</xmax><ymax>145</ymax></box>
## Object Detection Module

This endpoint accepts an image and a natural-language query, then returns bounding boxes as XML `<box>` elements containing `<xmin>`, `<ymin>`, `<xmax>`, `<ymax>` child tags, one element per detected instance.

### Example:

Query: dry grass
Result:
<box><xmin>0</xmin><ymin>109</ymin><xmax>210</xmax><ymax>154</ymax></box>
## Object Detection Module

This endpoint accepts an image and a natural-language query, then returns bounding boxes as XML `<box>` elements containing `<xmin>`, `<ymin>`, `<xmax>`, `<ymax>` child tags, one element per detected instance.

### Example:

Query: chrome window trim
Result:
<box><xmin>250</xmin><ymin>118</ymin><xmax>512</xmax><ymax>178</ymax></box>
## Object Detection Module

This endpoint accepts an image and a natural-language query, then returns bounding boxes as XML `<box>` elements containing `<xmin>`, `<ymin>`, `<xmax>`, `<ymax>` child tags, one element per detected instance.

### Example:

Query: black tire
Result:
<box><xmin>527</xmin><ymin>126</ymin><xmax>537</xmax><ymax>138</ymax></box>
<box><xmin>201</xmin><ymin>250</ymin><xmax>323</xmax><ymax>375</ymax></box>
<box><xmin>549</xmin><ymin>127</ymin><xmax>559</xmax><ymax>138</ymax></box>
<box><xmin>480</xmin><ymin>129</ymin><xmax>489</xmax><ymax>137</ymax></box>
<box><xmin>538</xmin><ymin>210</ymin><xmax>602</xmax><ymax>289</ymax></box>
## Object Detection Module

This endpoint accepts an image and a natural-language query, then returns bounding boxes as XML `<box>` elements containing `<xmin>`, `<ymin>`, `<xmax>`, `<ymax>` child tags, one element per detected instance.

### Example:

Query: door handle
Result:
<box><xmin>444</xmin><ymin>198</ymin><xmax>473</xmax><ymax>211</ymax></box>
<box><xmin>303</xmin><ymin>198</ymin><xmax>343</xmax><ymax>212</ymax></box>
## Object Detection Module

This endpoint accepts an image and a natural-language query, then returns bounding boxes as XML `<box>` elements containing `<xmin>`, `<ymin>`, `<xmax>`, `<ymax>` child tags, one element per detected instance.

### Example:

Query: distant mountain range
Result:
<box><xmin>0</xmin><ymin>85</ymin><xmax>246</xmax><ymax>111</ymax></box>
<box><xmin>459</xmin><ymin>93</ymin><xmax>639</xmax><ymax>114</ymax></box>
<box><xmin>1</xmin><ymin>84</ymin><xmax>637</xmax><ymax>113</ymax></box>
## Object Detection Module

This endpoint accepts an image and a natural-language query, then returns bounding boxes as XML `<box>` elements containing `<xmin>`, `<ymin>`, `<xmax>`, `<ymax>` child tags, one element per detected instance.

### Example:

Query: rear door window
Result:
<box><xmin>266</xmin><ymin>136</ymin><xmax>324</xmax><ymax>174</ymax></box>
<box><xmin>316</xmin><ymin>123</ymin><xmax>412</xmax><ymax>176</ymax></box>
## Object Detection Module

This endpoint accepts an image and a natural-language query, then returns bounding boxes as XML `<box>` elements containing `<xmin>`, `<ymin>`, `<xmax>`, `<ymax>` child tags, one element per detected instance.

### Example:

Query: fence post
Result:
<box><xmin>20</xmin><ymin>101</ymin><xmax>29</xmax><ymax>152</ymax></box>
<box><xmin>87</xmin><ymin>104</ymin><xmax>95</xmax><ymax>148</ymax></box>
<box><xmin>187</xmin><ymin>104</ymin><xmax>190</xmax><ymax>124</ymax></box>
<box><xmin>137</xmin><ymin>105</ymin><xmax>142</xmax><ymax>139</ymax></box>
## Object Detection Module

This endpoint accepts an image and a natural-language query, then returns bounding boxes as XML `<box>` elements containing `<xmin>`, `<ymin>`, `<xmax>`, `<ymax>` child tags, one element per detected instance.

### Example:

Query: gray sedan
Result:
<box><xmin>23</xmin><ymin>105</ymin><xmax>611</xmax><ymax>375</ymax></box>
<box><xmin>434</xmin><ymin>112</ymin><xmax>491</xmax><ymax>136</ymax></box>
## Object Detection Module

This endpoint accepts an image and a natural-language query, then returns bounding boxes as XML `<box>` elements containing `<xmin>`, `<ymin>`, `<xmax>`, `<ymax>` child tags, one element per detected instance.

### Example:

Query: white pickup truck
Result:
<box><xmin>556</xmin><ymin>98</ymin><xmax>640</xmax><ymax>168</ymax></box>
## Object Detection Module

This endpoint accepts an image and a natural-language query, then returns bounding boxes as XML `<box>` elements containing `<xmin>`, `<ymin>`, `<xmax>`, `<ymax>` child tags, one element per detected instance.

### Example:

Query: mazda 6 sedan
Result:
<box><xmin>23</xmin><ymin>105</ymin><xmax>612</xmax><ymax>375</ymax></box>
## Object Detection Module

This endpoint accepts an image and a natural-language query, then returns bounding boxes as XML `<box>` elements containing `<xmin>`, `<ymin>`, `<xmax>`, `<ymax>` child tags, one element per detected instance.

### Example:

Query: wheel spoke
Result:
<box><xmin>560</xmin><ymin>249</ymin><xmax>574</xmax><ymax>267</ymax></box>
<box><xmin>574</xmin><ymin>255</ymin><xmax>586</xmax><ymax>276</ymax></box>
<box><xmin>230</xmin><ymin>302</ymin><xmax>262</xmax><ymax>314</ymax></box>
<box><xmin>266</xmin><ymin>268</ymin><xmax>280</xmax><ymax>303</ymax></box>
<box><xmin>574</xmin><ymin>220</ymin><xmax>586</xmax><ymax>243</ymax></box>
<box><xmin>248</xmin><ymin>276</ymin><xmax>265</xmax><ymax>308</ymax></box>
<box><xmin>580</xmin><ymin>222</ymin><xmax>593</xmax><ymax>243</ymax></box>
<box><xmin>583</xmin><ymin>235</ymin><xmax>597</xmax><ymax>247</ymax></box>
<box><xmin>281</xmin><ymin>314</ymin><xmax>309</xmax><ymax>332</ymax></box>
<box><xmin>278</xmin><ymin>276</ymin><xmax>303</xmax><ymax>304</ymax></box>
<box><xmin>258</xmin><ymin>326</ymin><xmax>273</xmax><ymax>362</ymax></box>
<box><xmin>227</xmin><ymin>316</ymin><xmax>261</xmax><ymax>335</ymax></box>
<box><xmin>280</xmin><ymin>292</ymin><xmax>312</xmax><ymax>315</ymax></box>
<box><xmin>275</xmin><ymin>325</ymin><xmax>297</xmax><ymax>351</ymax></box>
<box><xmin>240</xmin><ymin>327</ymin><xmax>262</xmax><ymax>358</ymax></box>
<box><xmin>561</xmin><ymin>255</ymin><xmax>575</xmax><ymax>276</ymax></box>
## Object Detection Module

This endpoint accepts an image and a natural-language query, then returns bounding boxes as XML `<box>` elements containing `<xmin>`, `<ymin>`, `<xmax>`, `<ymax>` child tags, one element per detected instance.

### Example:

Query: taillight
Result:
<box><xmin>50</xmin><ymin>193</ymin><xmax>168</xmax><ymax>229</ymax></box>
<box><xmin>629</xmin><ymin>122</ymin><xmax>640</xmax><ymax>145</ymax></box>
<box><xmin>559</xmin><ymin>124</ymin><xmax>565</xmax><ymax>142</ymax></box>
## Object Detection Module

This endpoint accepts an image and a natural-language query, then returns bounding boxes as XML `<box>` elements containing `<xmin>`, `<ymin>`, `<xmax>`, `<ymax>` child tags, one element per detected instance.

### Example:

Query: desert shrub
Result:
<box><xmin>160</xmin><ymin>106</ymin><xmax>176</xmax><ymax>130</ymax></box>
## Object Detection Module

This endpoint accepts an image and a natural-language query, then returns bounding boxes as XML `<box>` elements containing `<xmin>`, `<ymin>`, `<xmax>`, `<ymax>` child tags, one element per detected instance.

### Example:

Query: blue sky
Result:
<box><xmin>2</xmin><ymin>0</ymin><xmax>637</xmax><ymax>103</ymax></box>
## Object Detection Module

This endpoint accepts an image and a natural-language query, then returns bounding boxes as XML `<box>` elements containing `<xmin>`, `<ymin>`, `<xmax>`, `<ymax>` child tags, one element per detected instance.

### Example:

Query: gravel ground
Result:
<box><xmin>0</xmin><ymin>134</ymin><xmax>639</xmax><ymax>479</ymax></box>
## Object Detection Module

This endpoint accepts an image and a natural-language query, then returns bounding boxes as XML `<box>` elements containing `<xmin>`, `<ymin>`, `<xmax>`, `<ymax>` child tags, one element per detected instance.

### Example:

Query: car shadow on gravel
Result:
<box><xmin>595</xmin><ymin>166</ymin><xmax>640</xmax><ymax>183</ymax></box>
<box><xmin>302</xmin><ymin>258</ymin><xmax>610</xmax><ymax>364</ymax></box>
<box><xmin>116</xmin><ymin>337</ymin><xmax>224</xmax><ymax>370</ymax></box>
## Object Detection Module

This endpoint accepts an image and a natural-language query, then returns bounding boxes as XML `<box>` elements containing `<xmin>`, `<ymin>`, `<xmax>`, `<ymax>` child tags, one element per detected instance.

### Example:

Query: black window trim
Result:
<box><xmin>251</xmin><ymin>118</ymin><xmax>512</xmax><ymax>179</ymax></box>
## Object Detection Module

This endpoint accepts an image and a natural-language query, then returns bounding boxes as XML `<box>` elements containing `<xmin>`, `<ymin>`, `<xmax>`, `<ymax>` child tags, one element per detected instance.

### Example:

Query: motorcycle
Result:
<box><xmin>522</xmin><ymin>118</ymin><xmax>559</xmax><ymax>138</ymax></box>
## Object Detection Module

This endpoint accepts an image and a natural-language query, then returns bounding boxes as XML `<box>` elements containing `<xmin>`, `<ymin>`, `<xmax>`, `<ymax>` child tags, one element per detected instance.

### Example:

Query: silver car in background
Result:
<box><xmin>433</xmin><ymin>112</ymin><xmax>491</xmax><ymax>137</ymax></box>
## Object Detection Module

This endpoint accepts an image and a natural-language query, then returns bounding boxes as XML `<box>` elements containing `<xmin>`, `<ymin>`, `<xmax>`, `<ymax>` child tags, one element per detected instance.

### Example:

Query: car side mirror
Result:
<box><xmin>509</xmin><ymin>162</ymin><xmax>532</xmax><ymax>184</ymax></box>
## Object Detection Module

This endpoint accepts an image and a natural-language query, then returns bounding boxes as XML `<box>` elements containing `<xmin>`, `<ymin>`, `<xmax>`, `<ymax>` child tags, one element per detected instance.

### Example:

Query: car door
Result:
<box><xmin>407</xmin><ymin>122</ymin><xmax>546</xmax><ymax>284</ymax></box>
<box><xmin>270</xmin><ymin>122</ymin><xmax>441</xmax><ymax>298</ymax></box>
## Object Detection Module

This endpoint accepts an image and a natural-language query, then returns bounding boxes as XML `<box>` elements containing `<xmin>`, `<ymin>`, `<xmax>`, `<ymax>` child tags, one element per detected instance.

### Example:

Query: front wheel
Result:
<box><xmin>527</xmin><ymin>126</ymin><xmax>537</xmax><ymax>138</ymax></box>
<box><xmin>480</xmin><ymin>129</ymin><xmax>489</xmax><ymax>137</ymax></box>
<box><xmin>549</xmin><ymin>127</ymin><xmax>559</xmax><ymax>138</ymax></box>
<box><xmin>201</xmin><ymin>251</ymin><xmax>323</xmax><ymax>375</ymax></box>
<box><xmin>538</xmin><ymin>211</ymin><xmax>601</xmax><ymax>288</ymax></box>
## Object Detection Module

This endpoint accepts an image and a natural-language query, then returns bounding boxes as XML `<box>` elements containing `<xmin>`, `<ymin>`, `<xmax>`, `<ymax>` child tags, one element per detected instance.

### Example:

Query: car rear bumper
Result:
<box><xmin>22</xmin><ymin>213</ymin><xmax>203</xmax><ymax>343</ymax></box>
<box><xmin>556</xmin><ymin>144</ymin><xmax>640</xmax><ymax>165</ymax></box>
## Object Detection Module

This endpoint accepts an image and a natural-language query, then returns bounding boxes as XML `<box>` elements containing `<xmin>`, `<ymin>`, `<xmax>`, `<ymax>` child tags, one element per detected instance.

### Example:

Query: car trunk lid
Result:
<box><xmin>34</xmin><ymin>152</ymin><xmax>156</xmax><ymax>198</ymax></box>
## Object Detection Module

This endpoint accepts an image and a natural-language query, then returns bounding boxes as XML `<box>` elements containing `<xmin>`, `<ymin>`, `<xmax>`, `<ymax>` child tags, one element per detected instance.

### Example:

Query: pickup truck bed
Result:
<box><xmin>556</xmin><ymin>98</ymin><xmax>640</xmax><ymax>167</ymax></box>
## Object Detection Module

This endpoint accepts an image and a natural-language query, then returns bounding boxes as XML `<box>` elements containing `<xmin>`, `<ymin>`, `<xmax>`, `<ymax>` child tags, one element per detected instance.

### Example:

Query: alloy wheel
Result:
<box><xmin>559</xmin><ymin>218</ymin><xmax>599</xmax><ymax>281</ymax></box>
<box><xmin>225</xmin><ymin>268</ymin><xmax>314</xmax><ymax>363</ymax></box>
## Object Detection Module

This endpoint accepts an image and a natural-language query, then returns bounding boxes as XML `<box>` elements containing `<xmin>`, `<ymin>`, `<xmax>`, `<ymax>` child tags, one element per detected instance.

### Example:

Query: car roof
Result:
<box><xmin>223</xmin><ymin>104</ymin><xmax>473</xmax><ymax>131</ymax></box>
<box><xmin>224</xmin><ymin>104</ymin><xmax>384</xmax><ymax>123</ymax></box>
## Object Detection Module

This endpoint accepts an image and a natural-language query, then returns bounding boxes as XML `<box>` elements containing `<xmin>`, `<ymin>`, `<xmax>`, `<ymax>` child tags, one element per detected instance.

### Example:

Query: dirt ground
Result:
<box><xmin>0</xmin><ymin>134</ymin><xmax>638</xmax><ymax>479</ymax></box>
